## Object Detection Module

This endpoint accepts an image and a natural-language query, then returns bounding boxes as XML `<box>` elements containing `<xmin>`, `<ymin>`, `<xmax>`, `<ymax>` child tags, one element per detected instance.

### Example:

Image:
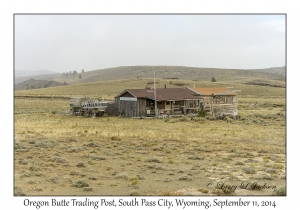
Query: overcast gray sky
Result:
<box><xmin>15</xmin><ymin>14</ymin><xmax>285</xmax><ymax>72</ymax></box>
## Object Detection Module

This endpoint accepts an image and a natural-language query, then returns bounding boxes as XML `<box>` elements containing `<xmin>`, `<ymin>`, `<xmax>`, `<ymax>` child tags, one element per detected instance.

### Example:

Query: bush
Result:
<box><xmin>52</xmin><ymin>156</ymin><xmax>67</xmax><ymax>163</ymax></box>
<box><xmin>76</xmin><ymin>162</ymin><xmax>85</xmax><ymax>167</ymax></box>
<box><xmin>198</xmin><ymin>110</ymin><xmax>207</xmax><ymax>117</ymax></box>
<box><xmin>179</xmin><ymin>117</ymin><xmax>188</xmax><ymax>122</ymax></box>
<box><xmin>243</xmin><ymin>167</ymin><xmax>256</xmax><ymax>174</ymax></box>
<box><xmin>178</xmin><ymin>175</ymin><xmax>192</xmax><ymax>181</ymax></box>
<box><xmin>14</xmin><ymin>189</ymin><xmax>26</xmax><ymax>196</ymax></box>
<box><xmin>72</xmin><ymin>180</ymin><xmax>89</xmax><ymax>188</ymax></box>
<box><xmin>29</xmin><ymin>166</ymin><xmax>40</xmax><ymax>171</ymax></box>
<box><xmin>273</xmin><ymin>186</ymin><xmax>286</xmax><ymax>196</ymax></box>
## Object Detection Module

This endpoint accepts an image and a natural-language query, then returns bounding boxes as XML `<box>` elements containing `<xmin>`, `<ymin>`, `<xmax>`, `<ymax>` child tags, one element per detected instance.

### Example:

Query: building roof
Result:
<box><xmin>191</xmin><ymin>87</ymin><xmax>237</xmax><ymax>96</ymax></box>
<box><xmin>116</xmin><ymin>88</ymin><xmax>201</xmax><ymax>101</ymax></box>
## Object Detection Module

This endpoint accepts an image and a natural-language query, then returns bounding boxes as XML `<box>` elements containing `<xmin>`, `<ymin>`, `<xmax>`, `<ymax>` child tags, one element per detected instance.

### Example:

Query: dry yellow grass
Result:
<box><xmin>14</xmin><ymin>78</ymin><xmax>286</xmax><ymax>196</ymax></box>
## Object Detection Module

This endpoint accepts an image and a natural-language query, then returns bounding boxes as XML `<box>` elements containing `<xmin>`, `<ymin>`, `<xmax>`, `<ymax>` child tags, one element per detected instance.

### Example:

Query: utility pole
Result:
<box><xmin>154</xmin><ymin>72</ymin><xmax>158</xmax><ymax>117</ymax></box>
<box><xmin>74</xmin><ymin>73</ymin><xmax>75</xmax><ymax>85</ymax></box>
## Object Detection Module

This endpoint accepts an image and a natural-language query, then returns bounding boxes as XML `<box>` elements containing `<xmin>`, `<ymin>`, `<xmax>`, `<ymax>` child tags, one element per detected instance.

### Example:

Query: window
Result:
<box><xmin>146</xmin><ymin>99</ymin><xmax>154</xmax><ymax>106</ymax></box>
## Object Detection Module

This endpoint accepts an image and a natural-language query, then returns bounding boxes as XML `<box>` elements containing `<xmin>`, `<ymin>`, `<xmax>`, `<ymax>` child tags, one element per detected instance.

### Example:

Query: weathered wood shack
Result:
<box><xmin>115</xmin><ymin>87</ymin><xmax>203</xmax><ymax>117</ymax></box>
<box><xmin>190</xmin><ymin>87</ymin><xmax>238</xmax><ymax>116</ymax></box>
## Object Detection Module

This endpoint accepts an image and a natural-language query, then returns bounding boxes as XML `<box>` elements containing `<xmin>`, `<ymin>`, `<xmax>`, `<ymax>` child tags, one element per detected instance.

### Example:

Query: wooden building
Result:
<box><xmin>115</xmin><ymin>87</ymin><xmax>203</xmax><ymax>117</ymax></box>
<box><xmin>190</xmin><ymin>87</ymin><xmax>238</xmax><ymax>116</ymax></box>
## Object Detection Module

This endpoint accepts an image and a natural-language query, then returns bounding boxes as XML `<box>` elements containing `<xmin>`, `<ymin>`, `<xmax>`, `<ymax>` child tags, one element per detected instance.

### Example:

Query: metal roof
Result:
<box><xmin>117</xmin><ymin>88</ymin><xmax>201</xmax><ymax>101</ymax></box>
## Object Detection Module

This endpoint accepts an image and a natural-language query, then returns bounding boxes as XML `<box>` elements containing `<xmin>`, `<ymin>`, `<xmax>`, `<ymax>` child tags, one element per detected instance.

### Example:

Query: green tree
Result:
<box><xmin>211</xmin><ymin>77</ymin><xmax>216</xmax><ymax>82</ymax></box>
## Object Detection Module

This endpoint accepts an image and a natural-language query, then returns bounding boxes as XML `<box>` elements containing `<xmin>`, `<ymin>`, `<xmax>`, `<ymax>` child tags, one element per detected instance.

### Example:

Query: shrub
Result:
<box><xmin>91</xmin><ymin>156</ymin><xmax>106</xmax><ymax>160</ymax></box>
<box><xmin>178</xmin><ymin>176</ymin><xmax>192</xmax><ymax>181</ymax></box>
<box><xmin>14</xmin><ymin>142</ymin><xmax>27</xmax><ymax>150</ymax></box>
<box><xmin>198</xmin><ymin>188</ymin><xmax>209</xmax><ymax>194</ymax></box>
<box><xmin>188</xmin><ymin>156</ymin><xmax>204</xmax><ymax>160</ymax></box>
<box><xmin>72</xmin><ymin>180</ymin><xmax>89</xmax><ymax>188</ymax></box>
<box><xmin>179</xmin><ymin>117</ymin><xmax>188</xmax><ymax>122</ymax></box>
<box><xmin>69</xmin><ymin>171</ymin><xmax>80</xmax><ymax>176</ymax></box>
<box><xmin>18</xmin><ymin>159</ymin><xmax>28</xmax><ymax>165</ymax></box>
<box><xmin>84</xmin><ymin>142</ymin><xmax>99</xmax><ymax>147</ymax></box>
<box><xmin>35</xmin><ymin>140</ymin><xmax>57</xmax><ymax>148</ymax></box>
<box><xmin>243</xmin><ymin>167</ymin><xmax>256</xmax><ymax>174</ymax></box>
<box><xmin>147</xmin><ymin>157</ymin><xmax>162</xmax><ymax>163</ymax></box>
<box><xmin>48</xmin><ymin>177</ymin><xmax>60</xmax><ymax>184</ymax></box>
<box><xmin>273</xmin><ymin>186</ymin><xmax>286</xmax><ymax>196</ymax></box>
<box><xmin>234</xmin><ymin>161</ymin><xmax>244</xmax><ymax>165</ymax></box>
<box><xmin>198</xmin><ymin>110</ymin><xmax>207</xmax><ymax>117</ymax></box>
<box><xmin>29</xmin><ymin>166</ymin><xmax>40</xmax><ymax>171</ymax></box>
<box><xmin>14</xmin><ymin>189</ymin><xmax>26</xmax><ymax>196</ymax></box>
<box><xmin>76</xmin><ymin>162</ymin><xmax>85</xmax><ymax>167</ymax></box>
<box><xmin>116</xmin><ymin>172</ymin><xmax>128</xmax><ymax>179</ymax></box>
<box><xmin>273</xmin><ymin>163</ymin><xmax>284</xmax><ymax>169</ymax></box>
<box><xmin>111</xmin><ymin>136</ymin><xmax>121</xmax><ymax>141</ymax></box>
<box><xmin>52</xmin><ymin>156</ymin><xmax>67</xmax><ymax>163</ymax></box>
<box><xmin>130</xmin><ymin>191</ymin><xmax>141</xmax><ymax>196</ymax></box>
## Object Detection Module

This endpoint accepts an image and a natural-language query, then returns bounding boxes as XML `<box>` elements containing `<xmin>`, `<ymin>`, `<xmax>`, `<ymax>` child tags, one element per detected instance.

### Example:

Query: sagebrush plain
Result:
<box><xmin>14</xmin><ymin>78</ymin><xmax>286</xmax><ymax>196</ymax></box>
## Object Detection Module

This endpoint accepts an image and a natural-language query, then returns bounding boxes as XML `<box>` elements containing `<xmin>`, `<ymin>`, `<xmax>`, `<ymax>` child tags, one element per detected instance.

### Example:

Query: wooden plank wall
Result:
<box><xmin>105</xmin><ymin>103</ymin><xmax>119</xmax><ymax>116</ymax></box>
<box><xmin>115</xmin><ymin>98</ymin><xmax>146</xmax><ymax>117</ymax></box>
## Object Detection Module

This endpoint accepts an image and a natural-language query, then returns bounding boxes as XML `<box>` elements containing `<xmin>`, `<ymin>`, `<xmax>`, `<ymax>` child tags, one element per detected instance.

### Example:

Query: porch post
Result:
<box><xmin>172</xmin><ymin>101</ymin><xmax>174</xmax><ymax>115</ymax></box>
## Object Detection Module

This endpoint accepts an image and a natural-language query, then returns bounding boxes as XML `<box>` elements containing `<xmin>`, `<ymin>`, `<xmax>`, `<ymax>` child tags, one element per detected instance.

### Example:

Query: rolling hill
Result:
<box><xmin>15</xmin><ymin>78</ymin><xmax>67</xmax><ymax>90</ymax></box>
<box><xmin>14</xmin><ymin>66</ymin><xmax>286</xmax><ymax>91</ymax></box>
<box><xmin>15</xmin><ymin>69</ymin><xmax>59</xmax><ymax>77</ymax></box>
<box><xmin>54</xmin><ymin>66</ymin><xmax>286</xmax><ymax>85</ymax></box>
<box><xmin>15</xmin><ymin>73</ymin><xmax>62</xmax><ymax>85</ymax></box>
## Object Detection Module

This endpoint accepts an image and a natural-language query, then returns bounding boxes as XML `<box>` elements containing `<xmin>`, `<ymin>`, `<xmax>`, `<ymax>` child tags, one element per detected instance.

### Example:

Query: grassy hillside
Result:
<box><xmin>15</xmin><ymin>70</ymin><xmax>59</xmax><ymax>77</ymax></box>
<box><xmin>15</xmin><ymin>73</ymin><xmax>62</xmax><ymax>85</ymax></box>
<box><xmin>254</xmin><ymin>67</ymin><xmax>286</xmax><ymax>76</ymax></box>
<box><xmin>14</xmin><ymin>78</ymin><xmax>286</xmax><ymax>100</ymax></box>
<box><xmin>53</xmin><ymin>66</ymin><xmax>285</xmax><ymax>85</ymax></box>
<box><xmin>15</xmin><ymin>79</ymin><xmax>67</xmax><ymax>90</ymax></box>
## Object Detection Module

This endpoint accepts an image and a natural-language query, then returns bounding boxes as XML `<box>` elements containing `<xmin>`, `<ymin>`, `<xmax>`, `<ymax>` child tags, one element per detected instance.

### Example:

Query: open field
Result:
<box><xmin>14</xmin><ymin>78</ymin><xmax>286</xmax><ymax>196</ymax></box>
